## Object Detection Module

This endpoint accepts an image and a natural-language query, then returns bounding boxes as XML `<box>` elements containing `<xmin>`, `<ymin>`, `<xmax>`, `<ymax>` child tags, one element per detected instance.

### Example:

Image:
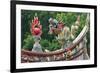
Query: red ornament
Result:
<box><xmin>31</xmin><ymin>16</ymin><xmax>42</xmax><ymax>36</ymax></box>
<box><xmin>33</xmin><ymin>28</ymin><xmax>41</xmax><ymax>35</ymax></box>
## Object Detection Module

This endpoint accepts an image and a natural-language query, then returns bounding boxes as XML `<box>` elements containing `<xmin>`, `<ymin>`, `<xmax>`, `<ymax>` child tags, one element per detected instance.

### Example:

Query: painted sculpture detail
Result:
<box><xmin>21</xmin><ymin>14</ymin><xmax>90</xmax><ymax>62</ymax></box>
<box><xmin>30</xmin><ymin>13</ymin><xmax>43</xmax><ymax>52</ymax></box>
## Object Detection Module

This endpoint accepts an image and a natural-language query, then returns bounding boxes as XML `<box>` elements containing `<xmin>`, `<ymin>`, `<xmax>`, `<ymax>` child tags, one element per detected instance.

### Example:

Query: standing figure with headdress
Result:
<box><xmin>71</xmin><ymin>15</ymin><xmax>80</xmax><ymax>39</ymax></box>
<box><xmin>70</xmin><ymin>15</ymin><xmax>89</xmax><ymax>60</ymax></box>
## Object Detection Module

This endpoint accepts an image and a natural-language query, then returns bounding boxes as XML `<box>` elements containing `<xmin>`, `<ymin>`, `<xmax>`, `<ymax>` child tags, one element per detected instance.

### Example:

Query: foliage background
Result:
<box><xmin>21</xmin><ymin>10</ymin><xmax>89</xmax><ymax>54</ymax></box>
